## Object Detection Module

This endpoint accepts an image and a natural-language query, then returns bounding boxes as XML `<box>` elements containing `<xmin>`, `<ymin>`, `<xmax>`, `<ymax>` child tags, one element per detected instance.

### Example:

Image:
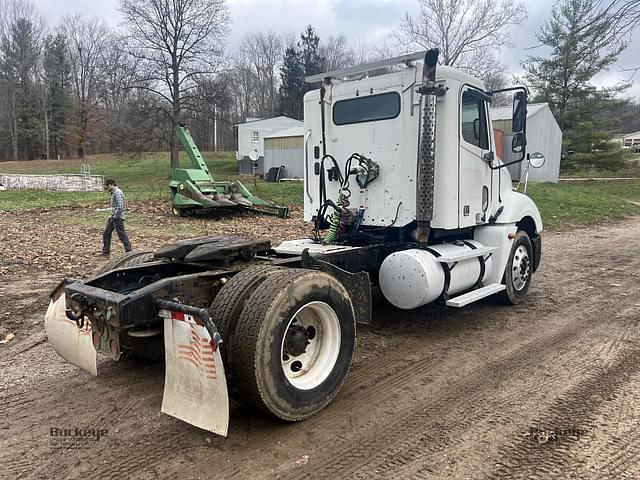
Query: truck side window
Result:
<box><xmin>461</xmin><ymin>91</ymin><xmax>489</xmax><ymax>150</ymax></box>
<box><xmin>333</xmin><ymin>92</ymin><xmax>401</xmax><ymax>125</ymax></box>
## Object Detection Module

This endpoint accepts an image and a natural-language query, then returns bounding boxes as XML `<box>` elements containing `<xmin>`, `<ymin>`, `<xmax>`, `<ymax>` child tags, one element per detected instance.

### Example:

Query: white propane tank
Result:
<box><xmin>379</xmin><ymin>241</ymin><xmax>493</xmax><ymax>310</ymax></box>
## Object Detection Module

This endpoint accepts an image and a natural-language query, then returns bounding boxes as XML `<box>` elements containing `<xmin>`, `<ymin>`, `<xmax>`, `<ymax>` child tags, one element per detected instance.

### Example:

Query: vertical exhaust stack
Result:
<box><xmin>413</xmin><ymin>49</ymin><xmax>442</xmax><ymax>244</ymax></box>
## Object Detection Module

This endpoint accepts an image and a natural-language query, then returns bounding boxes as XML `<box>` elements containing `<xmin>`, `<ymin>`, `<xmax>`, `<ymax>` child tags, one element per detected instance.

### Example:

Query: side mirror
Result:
<box><xmin>529</xmin><ymin>151</ymin><xmax>545</xmax><ymax>168</ymax></box>
<box><xmin>512</xmin><ymin>91</ymin><xmax>527</xmax><ymax>155</ymax></box>
<box><xmin>512</xmin><ymin>91</ymin><xmax>527</xmax><ymax>134</ymax></box>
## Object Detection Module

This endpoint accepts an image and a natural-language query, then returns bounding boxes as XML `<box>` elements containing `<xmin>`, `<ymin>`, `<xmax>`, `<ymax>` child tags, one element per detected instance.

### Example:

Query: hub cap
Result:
<box><xmin>281</xmin><ymin>301</ymin><xmax>341</xmax><ymax>390</ymax></box>
<box><xmin>511</xmin><ymin>245</ymin><xmax>531</xmax><ymax>291</ymax></box>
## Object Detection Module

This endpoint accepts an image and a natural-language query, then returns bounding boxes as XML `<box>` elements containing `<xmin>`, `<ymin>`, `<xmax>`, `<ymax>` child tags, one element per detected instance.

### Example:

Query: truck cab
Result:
<box><xmin>303</xmin><ymin>63</ymin><xmax>542</xmax><ymax>235</ymax></box>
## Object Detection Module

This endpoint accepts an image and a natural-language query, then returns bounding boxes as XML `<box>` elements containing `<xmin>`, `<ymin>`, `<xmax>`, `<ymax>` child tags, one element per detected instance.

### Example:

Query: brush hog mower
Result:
<box><xmin>170</xmin><ymin>125</ymin><xmax>288</xmax><ymax>218</ymax></box>
<box><xmin>46</xmin><ymin>50</ymin><xmax>544</xmax><ymax>436</ymax></box>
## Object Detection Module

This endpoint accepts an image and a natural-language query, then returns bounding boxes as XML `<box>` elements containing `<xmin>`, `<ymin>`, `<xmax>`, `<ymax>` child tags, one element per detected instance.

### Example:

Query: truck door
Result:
<box><xmin>458</xmin><ymin>87</ymin><xmax>493</xmax><ymax>228</ymax></box>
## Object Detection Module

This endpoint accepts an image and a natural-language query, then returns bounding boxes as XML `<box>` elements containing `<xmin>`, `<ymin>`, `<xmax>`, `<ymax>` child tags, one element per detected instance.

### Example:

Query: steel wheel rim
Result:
<box><xmin>511</xmin><ymin>245</ymin><xmax>531</xmax><ymax>291</ymax></box>
<box><xmin>281</xmin><ymin>301</ymin><xmax>341</xmax><ymax>390</ymax></box>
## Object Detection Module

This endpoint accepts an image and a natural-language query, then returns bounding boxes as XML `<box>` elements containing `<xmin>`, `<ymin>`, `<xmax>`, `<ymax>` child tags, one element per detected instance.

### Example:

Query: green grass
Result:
<box><xmin>2</xmin><ymin>153</ymin><xmax>640</xmax><ymax>231</ymax></box>
<box><xmin>0</xmin><ymin>152</ymin><xmax>303</xmax><ymax>211</ymax></box>
<box><xmin>527</xmin><ymin>180</ymin><xmax>640</xmax><ymax>230</ymax></box>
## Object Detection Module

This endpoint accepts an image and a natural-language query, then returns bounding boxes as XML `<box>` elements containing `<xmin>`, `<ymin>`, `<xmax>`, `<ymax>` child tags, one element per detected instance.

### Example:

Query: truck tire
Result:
<box><xmin>232</xmin><ymin>268</ymin><xmax>356</xmax><ymax>421</ymax></box>
<box><xmin>501</xmin><ymin>231</ymin><xmax>533</xmax><ymax>305</ymax></box>
<box><xmin>94</xmin><ymin>251</ymin><xmax>155</xmax><ymax>275</ymax></box>
<box><xmin>208</xmin><ymin>264</ymin><xmax>284</xmax><ymax>370</ymax></box>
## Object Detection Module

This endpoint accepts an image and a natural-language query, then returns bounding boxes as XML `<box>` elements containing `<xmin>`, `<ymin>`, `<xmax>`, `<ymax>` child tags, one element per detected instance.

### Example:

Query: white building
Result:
<box><xmin>235</xmin><ymin>116</ymin><xmax>302</xmax><ymax>175</ymax></box>
<box><xmin>263</xmin><ymin>126</ymin><xmax>305</xmax><ymax>180</ymax></box>
<box><xmin>492</xmin><ymin>103</ymin><xmax>563</xmax><ymax>183</ymax></box>
<box><xmin>613</xmin><ymin>131</ymin><xmax>640</xmax><ymax>150</ymax></box>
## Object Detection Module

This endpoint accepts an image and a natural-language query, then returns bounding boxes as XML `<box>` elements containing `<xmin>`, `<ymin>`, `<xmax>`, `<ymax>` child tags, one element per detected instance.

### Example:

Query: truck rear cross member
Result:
<box><xmin>45</xmin><ymin>49</ymin><xmax>543</xmax><ymax>436</ymax></box>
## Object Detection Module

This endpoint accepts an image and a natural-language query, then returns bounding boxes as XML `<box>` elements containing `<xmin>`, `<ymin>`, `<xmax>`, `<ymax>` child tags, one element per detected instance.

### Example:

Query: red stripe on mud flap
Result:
<box><xmin>177</xmin><ymin>345</ymin><xmax>202</xmax><ymax>361</ymax></box>
<box><xmin>178</xmin><ymin>354</ymin><xmax>201</xmax><ymax>369</ymax></box>
<box><xmin>172</xmin><ymin>311</ymin><xmax>185</xmax><ymax>321</ymax></box>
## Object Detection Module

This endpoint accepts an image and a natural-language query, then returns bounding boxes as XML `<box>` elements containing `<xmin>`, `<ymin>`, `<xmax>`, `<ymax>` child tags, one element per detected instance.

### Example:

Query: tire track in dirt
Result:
<box><xmin>2</xmin><ymin>217</ymin><xmax>640</xmax><ymax>480</ymax></box>
<box><xmin>487</xmin><ymin>347</ymin><xmax>640</xmax><ymax>479</ymax></box>
<box><xmin>271</xmin><ymin>298</ymin><xmax>635</xmax><ymax>480</ymax></box>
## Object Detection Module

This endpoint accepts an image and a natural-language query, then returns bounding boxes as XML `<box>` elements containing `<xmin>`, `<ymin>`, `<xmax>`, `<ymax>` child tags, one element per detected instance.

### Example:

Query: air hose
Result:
<box><xmin>323</xmin><ymin>189</ymin><xmax>350</xmax><ymax>244</ymax></box>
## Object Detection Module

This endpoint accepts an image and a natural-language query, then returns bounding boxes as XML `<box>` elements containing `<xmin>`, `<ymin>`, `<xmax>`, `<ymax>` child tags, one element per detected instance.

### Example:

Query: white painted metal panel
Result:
<box><xmin>236</xmin><ymin>117</ymin><xmax>302</xmax><ymax>159</ymax></box>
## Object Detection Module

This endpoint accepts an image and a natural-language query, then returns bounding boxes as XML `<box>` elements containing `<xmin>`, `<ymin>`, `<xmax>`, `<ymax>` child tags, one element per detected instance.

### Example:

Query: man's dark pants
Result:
<box><xmin>103</xmin><ymin>217</ymin><xmax>132</xmax><ymax>254</ymax></box>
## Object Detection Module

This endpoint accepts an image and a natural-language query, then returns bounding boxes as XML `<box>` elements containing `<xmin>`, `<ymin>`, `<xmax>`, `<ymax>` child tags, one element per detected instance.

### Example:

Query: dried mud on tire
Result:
<box><xmin>2</xmin><ymin>218</ymin><xmax>640</xmax><ymax>479</ymax></box>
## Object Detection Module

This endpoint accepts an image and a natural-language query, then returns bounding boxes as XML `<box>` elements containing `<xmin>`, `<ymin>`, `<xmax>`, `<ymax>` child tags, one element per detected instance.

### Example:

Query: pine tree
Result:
<box><xmin>300</xmin><ymin>25</ymin><xmax>323</xmax><ymax>79</ymax></box>
<box><xmin>523</xmin><ymin>0</ymin><xmax>635</xmax><ymax>152</ymax></box>
<box><xmin>0</xmin><ymin>18</ymin><xmax>42</xmax><ymax>160</ymax></box>
<box><xmin>43</xmin><ymin>34</ymin><xmax>72</xmax><ymax>159</ymax></box>
<box><xmin>279</xmin><ymin>46</ymin><xmax>305</xmax><ymax>119</ymax></box>
<box><xmin>279</xmin><ymin>25</ymin><xmax>325</xmax><ymax>120</ymax></box>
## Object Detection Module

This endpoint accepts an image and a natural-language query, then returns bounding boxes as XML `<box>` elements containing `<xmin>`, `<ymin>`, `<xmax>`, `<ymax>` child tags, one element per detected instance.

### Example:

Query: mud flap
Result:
<box><xmin>161</xmin><ymin>312</ymin><xmax>229</xmax><ymax>436</ymax></box>
<box><xmin>44</xmin><ymin>293</ymin><xmax>97</xmax><ymax>376</ymax></box>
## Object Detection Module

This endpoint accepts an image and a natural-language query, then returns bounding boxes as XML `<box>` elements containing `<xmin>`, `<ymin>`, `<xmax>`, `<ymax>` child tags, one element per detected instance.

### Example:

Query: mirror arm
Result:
<box><xmin>489</xmin><ymin>154</ymin><xmax>526</xmax><ymax>170</ymax></box>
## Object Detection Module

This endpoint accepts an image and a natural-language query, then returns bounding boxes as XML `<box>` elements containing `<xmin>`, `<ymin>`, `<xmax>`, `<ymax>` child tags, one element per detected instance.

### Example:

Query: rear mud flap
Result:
<box><xmin>161</xmin><ymin>315</ymin><xmax>229</xmax><ymax>436</ymax></box>
<box><xmin>44</xmin><ymin>294</ymin><xmax>97</xmax><ymax>376</ymax></box>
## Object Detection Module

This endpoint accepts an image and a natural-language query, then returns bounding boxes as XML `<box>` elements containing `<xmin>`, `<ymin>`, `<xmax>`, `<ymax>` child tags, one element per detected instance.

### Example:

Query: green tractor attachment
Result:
<box><xmin>169</xmin><ymin>125</ymin><xmax>289</xmax><ymax>218</ymax></box>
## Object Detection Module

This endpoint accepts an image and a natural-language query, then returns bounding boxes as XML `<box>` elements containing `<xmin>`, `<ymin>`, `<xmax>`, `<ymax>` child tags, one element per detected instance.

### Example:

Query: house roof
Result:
<box><xmin>619</xmin><ymin>130</ymin><xmax>640</xmax><ymax>138</ymax></box>
<box><xmin>491</xmin><ymin>103</ymin><xmax>549</xmax><ymax>121</ymax></box>
<box><xmin>265</xmin><ymin>126</ymin><xmax>305</xmax><ymax>139</ymax></box>
<box><xmin>235</xmin><ymin>116</ymin><xmax>302</xmax><ymax>129</ymax></box>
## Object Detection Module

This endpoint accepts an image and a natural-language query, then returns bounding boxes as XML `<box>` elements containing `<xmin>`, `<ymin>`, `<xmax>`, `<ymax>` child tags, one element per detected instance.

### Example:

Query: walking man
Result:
<box><xmin>102</xmin><ymin>179</ymin><xmax>132</xmax><ymax>256</ymax></box>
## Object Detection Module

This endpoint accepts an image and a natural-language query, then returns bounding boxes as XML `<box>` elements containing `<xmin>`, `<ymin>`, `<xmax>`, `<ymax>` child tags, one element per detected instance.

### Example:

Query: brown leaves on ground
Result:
<box><xmin>0</xmin><ymin>200</ymin><xmax>311</xmax><ymax>278</ymax></box>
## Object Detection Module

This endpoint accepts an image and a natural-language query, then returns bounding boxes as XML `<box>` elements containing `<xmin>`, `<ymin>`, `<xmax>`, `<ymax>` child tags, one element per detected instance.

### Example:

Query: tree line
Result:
<box><xmin>0</xmin><ymin>0</ymin><xmax>638</xmax><ymax>165</ymax></box>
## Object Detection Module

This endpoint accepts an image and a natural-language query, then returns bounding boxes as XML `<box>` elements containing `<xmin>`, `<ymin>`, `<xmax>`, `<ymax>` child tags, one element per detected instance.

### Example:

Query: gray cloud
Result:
<box><xmin>33</xmin><ymin>0</ymin><xmax>640</xmax><ymax>98</ymax></box>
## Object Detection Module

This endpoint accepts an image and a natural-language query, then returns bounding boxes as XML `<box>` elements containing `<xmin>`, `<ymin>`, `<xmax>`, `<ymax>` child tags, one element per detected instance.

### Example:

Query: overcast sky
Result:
<box><xmin>34</xmin><ymin>0</ymin><xmax>640</xmax><ymax>99</ymax></box>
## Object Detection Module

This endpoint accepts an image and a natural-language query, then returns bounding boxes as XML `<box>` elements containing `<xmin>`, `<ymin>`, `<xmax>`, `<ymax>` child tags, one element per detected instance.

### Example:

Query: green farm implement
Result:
<box><xmin>169</xmin><ymin>125</ymin><xmax>288</xmax><ymax>218</ymax></box>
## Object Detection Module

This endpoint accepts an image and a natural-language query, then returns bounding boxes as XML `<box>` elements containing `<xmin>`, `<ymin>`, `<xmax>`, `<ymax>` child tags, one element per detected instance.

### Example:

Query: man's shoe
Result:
<box><xmin>101</xmin><ymin>252</ymin><xmax>110</xmax><ymax>257</ymax></box>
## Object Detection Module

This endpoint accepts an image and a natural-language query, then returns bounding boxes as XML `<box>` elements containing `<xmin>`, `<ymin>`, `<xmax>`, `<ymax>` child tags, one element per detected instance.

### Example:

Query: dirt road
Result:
<box><xmin>1</xmin><ymin>217</ymin><xmax>640</xmax><ymax>479</ymax></box>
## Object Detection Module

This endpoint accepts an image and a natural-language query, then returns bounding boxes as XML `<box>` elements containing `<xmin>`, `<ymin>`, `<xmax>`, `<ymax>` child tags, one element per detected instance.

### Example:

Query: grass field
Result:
<box><xmin>1</xmin><ymin>153</ymin><xmax>640</xmax><ymax>231</ymax></box>
<box><xmin>527</xmin><ymin>181</ymin><xmax>640</xmax><ymax>230</ymax></box>
<box><xmin>0</xmin><ymin>152</ymin><xmax>301</xmax><ymax>211</ymax></box>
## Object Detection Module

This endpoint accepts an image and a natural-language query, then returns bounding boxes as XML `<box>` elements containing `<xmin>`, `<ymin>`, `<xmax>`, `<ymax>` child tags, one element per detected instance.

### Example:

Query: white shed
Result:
<box><xmin>264</xmin><ymin>126</ymin><xmax>305</xmax><ymax>179</ymax></box>
<box><xmin>492</xmin><ymin>103</ymin><xmax>562</xmax><ymax>183</ymax></box>
<box><xmin>235</xmin><ymin>116</ymin><xmax>302</xmax><ymax>175</ymax></box>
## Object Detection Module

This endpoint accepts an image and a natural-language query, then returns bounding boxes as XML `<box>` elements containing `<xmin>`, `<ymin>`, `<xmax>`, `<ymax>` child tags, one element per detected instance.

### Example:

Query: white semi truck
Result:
<box><xmin>45</xmin><ymin>49</ymin><xmax>543</xmax><ymax>436</ymax></box>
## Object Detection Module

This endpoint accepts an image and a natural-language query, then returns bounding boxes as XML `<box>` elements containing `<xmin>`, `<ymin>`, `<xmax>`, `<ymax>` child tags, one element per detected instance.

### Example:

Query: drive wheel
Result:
<box><xmin>232</xmin><ymin>268</ymin><xmax>355</xmax><ymax>421</ymax></box>
<box><xmin>501</xmin><ymin>230</ymin><xmax>533</xmax><ymax>305</ymax></box>
<box><xmin>208</xmin><ymin>264</ymin><xmax>284</xmax><ymax>370</ymax></box>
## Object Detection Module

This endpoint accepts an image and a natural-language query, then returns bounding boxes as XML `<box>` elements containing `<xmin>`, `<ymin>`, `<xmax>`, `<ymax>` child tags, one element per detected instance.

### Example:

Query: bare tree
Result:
<box><xmin>119</xmin><ymin>0</ymin><xmax>230</xmax><ymax>167</ymax></box>
<box><xmin>239</xmin><ymin>31</ymin><xmax>282</xmax><ymax>118</ymax></box>
<box><xmin>397</xmin><ymin>0</ymin><xmax>526</xmax><ymax>84</ymax></box>
<box><xmin>98</xmin><ymin>33</ymin><xmax>146</xmax><ymax>153</ymax></box>
<box><xmin>60</xmin><ymin>15</ymin><xmax>110</xmax><ymax>158</ymax></box>
<box><xmin>320</xmin><ymin>35</ymin><xmax>356</xmax><ymax>72</ymax></box>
